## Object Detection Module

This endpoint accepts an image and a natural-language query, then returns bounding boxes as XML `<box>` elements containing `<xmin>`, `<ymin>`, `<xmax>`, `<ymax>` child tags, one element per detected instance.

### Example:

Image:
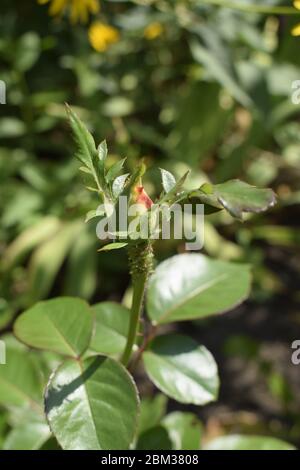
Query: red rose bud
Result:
<box><xmin>134</xmin><ymin>186</ymin><xmax>153</xmax><ymax>210</ymax></box>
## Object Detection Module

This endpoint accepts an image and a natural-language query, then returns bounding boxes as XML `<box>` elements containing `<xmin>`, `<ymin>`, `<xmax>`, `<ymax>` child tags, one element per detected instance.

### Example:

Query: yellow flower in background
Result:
<box><xmin>292</xmin><ymin>23</ymin><xmax>300</xmax><ymax>36</ymax></box>
<box><xmin>88</xmin><ymin>22</ymin><xmax>120</xmax><ymax>52</ymax></box>
<box><xmin>144</xmin><ymin>22</ymin><xmax>164</xmax><ymax>40</ymax></box>
<box><xmin>37</xmin><ymin>0</ymin><xmax>100</xmax><ymax>24</ymax></box>
<box><xmin>292</xmin><ymin>0</ymin><xmax>300</xmax><ymax>36</ymax></box>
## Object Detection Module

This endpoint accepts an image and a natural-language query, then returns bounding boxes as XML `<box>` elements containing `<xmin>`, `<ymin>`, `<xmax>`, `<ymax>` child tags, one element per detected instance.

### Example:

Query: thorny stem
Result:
<box><xmin>121</xmin><ymin>241</ymin><xmax>154</xmax><ymax>367</ymax></box>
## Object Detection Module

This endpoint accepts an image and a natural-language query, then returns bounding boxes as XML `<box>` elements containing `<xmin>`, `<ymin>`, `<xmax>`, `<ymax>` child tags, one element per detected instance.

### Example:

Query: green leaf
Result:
<box><xmin>66</xmin><ymin>104</ymin><xmax>97</xmax><ymax>172</ymax></box>
<box><xmin>66</xmin><ymin>105</ymin><xmax>106</xmax><ymax>191</ymax></box>
<box><xmin>138</xmin><ymin>394</ymin><xmax>168</xmax><ymax>435</ymax></box>
<box><xmin>190</xmin><ymin>26</ymin><xmax>251</xmax><ymax>107</ymax></box>
<box><xmin>162</xmin><ymin>412</ymin><xmax>203</xmax><ymax>450</ymax></box>
<box><xmin>160</xmin><ymin>171</ymin><xmax>189</xmax><ymax>204</ymax></box>
<box><xmin>90</xmin><ymin>302</ymin><xmax>131</xmax><ymax>356</ymax></box>
<box><xmin>14</xmin><ymin>297</ymin><xmax>94</xmax><ymax>357</ymax></box>
<box><xmin>85</xmin><ymin>210</ymin><xmax>98</xmax><ymax>223</ymax></box>
<box><xmin>160</xmin><ymin>168</ymin><xmax>176</xmax><ymax>193</ymax></box>
<box><xmin>45</xmin><ymin>356</ymin><xmax>140</xmax><ymax>450</ymax></box>
<box><xmin>79</xmin><ymin>166</ymin><xmax>92</xmax><ymax>174</ymax></box>
<box><xmin>15</xmin><ymin>33</ymin><xmax>41</xmax><ymax>72</ymax></box>
<box><xmin>3</xmin><ymin>216</ymin><xmax>61</xmax><ymax>269</ymax></box>
<box><xmin>3</xmin><ymin>410</ymin><xmax>50</xmax><ymax>450</ymax></box>
<box><xmin>252</xmin><ymin>225</ymin><xmax>300</xmax><ymax>248</ymax></box>
<box><xmin>64</xmin><ymin>227</ymin><xmax>97</xmax><ymax>299</ymax></box>
<box><xmin>203</xmin><ymin>222</ymin><xmax>242</xmax><ymax>260</ymax></box>
<box><xmin>97</xmin><ymin>140</ymin><xmax>107</xmax><ymax>182</ymax></box>
<box><xmin>147</xmin><ymin>254</ymin><xmax>251</xmax><ymax>324</ymax></box>
<box><xmin>193</xmin><ymin>180</ymin><xmax>277</xmax><ymax>220</ymax></box>
<box><xmin>0</xmin><ymin>347</ymin><xmax>42</xmax><ymax>409</ymax></box>
<box><xmin>203</xmin><ymin>435</ymin><xmax>296</xmax><ymax>451</ymax></box>
<box><xmin>137</xmin><ymin>426</ymin><xmax>172</xmax><ymax>450</ymax></box>
<box><xmin>28</xmin><ymin>221</ymin><xmax>82</xmax><ymax>302</ymax></box>
<box><xmin>112</xmin><ymin>173</ymin><xmax>130</xmax><ymax>199</ymax></box>
<box><xmin>98</xmin><ymin>140</ymin><xmax>108</xmax><ymax>162</ymax></box>
<box><xmin>102</xmin><ymin>96</ymin><xmax>134</xmax><ymax>117</ymax></box>
<box><xmin>0</xmin><ymin>118</ymin><xmax>26</xmax><ymax>138</ymax></box>
<box><xmin>85</xmin><ymin>208</ymin><xmax>105</xmax><ymax>223</ymax></box>
<box><xmin>98</xmin><ymin>242</ymin><xmax>128</xmax><ymax>252</ymax></box>
<box><xmin>167</xmin><ymin>83</ymin><xmax>231</xmax><ymax>166</ymax></box>
<box><xmin>1</xmin><ymin>187</ymin><xmax>41</xmax><ymax>228</ymax></box>
<box><xmin>106</xmin><ymin>158</ymin><xmax>127</xmax><ymax>184</ymax></box>
<box><xmin>143</xmin><ymin>334</ymin><xmax>219</xmax><ymax>405</ymax></box>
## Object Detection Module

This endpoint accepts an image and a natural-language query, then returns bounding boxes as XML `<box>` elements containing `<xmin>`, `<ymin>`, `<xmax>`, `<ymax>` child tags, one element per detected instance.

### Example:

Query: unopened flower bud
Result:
<box><xmin>133</xmin><ymin>185</ymin><xmax>153</xmax><ymax>210</ymax></box>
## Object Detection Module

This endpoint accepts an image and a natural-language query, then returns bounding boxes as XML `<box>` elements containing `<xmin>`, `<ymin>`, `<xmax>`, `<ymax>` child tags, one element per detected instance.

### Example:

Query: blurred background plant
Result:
<box><xmin>0</xmin><ymin>0</ymin><xmax>300</xmax><ymax>450</ymax></box>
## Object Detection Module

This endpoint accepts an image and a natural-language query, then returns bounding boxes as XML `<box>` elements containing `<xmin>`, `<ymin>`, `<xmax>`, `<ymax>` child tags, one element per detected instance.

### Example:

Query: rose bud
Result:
<box><xmin>133</xmin><ymin>185</ymin><xmax>153</xmax><ymax>210</ymax></box>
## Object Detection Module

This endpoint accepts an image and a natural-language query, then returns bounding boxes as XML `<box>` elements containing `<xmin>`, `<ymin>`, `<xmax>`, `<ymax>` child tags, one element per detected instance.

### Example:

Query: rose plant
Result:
<box><xmin>2</xmin><ymin>106</ymin><xmax>295</xmax><ymax>450</ymax></box>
